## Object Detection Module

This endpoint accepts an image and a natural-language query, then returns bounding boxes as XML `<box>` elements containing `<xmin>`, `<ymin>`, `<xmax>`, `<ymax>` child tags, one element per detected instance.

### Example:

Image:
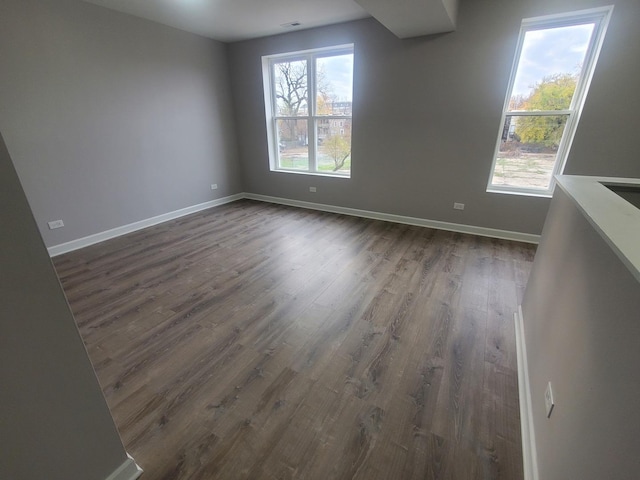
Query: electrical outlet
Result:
<box><xmin>48</xmin><ymin>220</ymin><xmax>64</xmax><ymax>230</ymax></box>
<box><xmin>211</xmin><ymin>184</ymin><xmax>218</xmax><ymax>190</ymax></box>
<box><xmin>453</xmin><ymin>202</ymin><xmax>465</xmax><ymax>210</ymax></box>
<box><xmin>309</xmin><ymin>186</ymin><xmax>317</xmax><ymax>192</ymax></box>
<box><xmin>545</xmin><ymin>381</ymin><xmax>555</xmax><ymax>418</ymax></box>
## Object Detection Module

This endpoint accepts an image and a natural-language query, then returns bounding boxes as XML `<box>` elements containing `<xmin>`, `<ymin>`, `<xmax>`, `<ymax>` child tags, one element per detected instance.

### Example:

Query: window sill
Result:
<box><xmin>486</xmin><ymin>187</ymin><xmax>552</xmax><ymax>199</ymax></box>
<box><xmin>271</xmin><ymin>169</ymin><xmax>351</xmax><ymax>179</ymax></box>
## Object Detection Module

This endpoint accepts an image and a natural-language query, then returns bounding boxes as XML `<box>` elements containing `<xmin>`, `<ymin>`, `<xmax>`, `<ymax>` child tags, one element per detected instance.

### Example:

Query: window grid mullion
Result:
<box><xmin>486</xmin><ymin>6</ymin><xmax>613</xmax><ymax>196</ymax></box>
<box><xmin>506</xmin><ymin>110</ymin><xmax>572</xmax><ymax>117</ymax></box>
<box><xmin>307</xmin><ymin>54</ymin><xmax>317</xmax><ymax>173</ymax></box>
<box><xmin>264</xmin><ymin>44</ymin><xmax>354</xmax><ymax>177</ymax></box>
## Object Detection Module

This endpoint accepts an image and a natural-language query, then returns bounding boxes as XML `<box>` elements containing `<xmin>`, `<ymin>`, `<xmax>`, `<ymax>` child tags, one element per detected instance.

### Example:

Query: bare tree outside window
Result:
<box><xmin>274</xmin><ymin>61</ymin><xmax>308</xmax><ymax>117</ymax></box>
<box><xmin>264</xmin><ymin>46</ymin><xmax>354</xmax><ymax>176</ymax></box>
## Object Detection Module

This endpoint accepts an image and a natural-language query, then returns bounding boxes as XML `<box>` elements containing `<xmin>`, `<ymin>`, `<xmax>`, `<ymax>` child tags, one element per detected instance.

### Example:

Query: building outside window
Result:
<box><xmin>262</xmin><ymin>45</ymin><xmax>354</xmax><ymax>177</ymax></box>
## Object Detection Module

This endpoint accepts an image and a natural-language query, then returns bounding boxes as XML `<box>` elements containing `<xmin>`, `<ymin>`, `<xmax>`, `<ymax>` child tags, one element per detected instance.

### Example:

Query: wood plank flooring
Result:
<box><xmin>53</xmin><ymin>200</ymin><xmax>536</xmax><ymax>480</ymax></box>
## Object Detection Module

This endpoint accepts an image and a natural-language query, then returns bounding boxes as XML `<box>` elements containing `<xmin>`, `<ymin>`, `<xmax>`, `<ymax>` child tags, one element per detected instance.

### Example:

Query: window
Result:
<box><xmin>487</xmin><ymin>7</ymin><xmax>613</xmax><ymax>196</ymax></box>
<box><xmin>262</xmin><ymin>45</ymin><xmax>354</xmax><ymax>177</ymax></box>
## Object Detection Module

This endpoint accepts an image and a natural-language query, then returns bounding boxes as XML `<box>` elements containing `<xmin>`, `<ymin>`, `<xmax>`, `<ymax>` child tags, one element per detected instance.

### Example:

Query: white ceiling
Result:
<box><xmin>80</xmin><ymin>0</ymin><xmax>457</xmax><ymax>43</ymax></box>
<box><xmin>356</xmin><ymin>0</ymin><xmax>457</xmax><ymax>38</ymax></box>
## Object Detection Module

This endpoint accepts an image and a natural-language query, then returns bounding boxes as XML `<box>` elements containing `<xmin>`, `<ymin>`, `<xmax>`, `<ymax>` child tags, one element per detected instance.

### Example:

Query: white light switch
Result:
<box><xmin>545</xmin><ymin>381</ymin><xmax>555</xmax><ymax>418</ymax></box>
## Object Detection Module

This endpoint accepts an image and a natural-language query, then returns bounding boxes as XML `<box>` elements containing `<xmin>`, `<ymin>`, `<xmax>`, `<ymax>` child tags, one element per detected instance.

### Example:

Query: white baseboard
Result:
<box><xmin>245</xmin><ymin>193</ymin><xmax>540</xmax><ymax>244</ymax></box>
<box><xmin>515</xmin><ymin>306</ymin><xmax>539</xmax><ymax>480</ymax></box>
<box><xmin>48</xmin><ymin>192</ymin><xmax>539</xmax><ymax>257</ymax></box>
<box><xmin>48</xmin><ymin>194</ymin><xmax>244</xmax><ymax>257</ymax></box>
<box><xmin>104</xmin><ymin>454</ymin><xmax>142</xmax><ymax>480</ymax></box>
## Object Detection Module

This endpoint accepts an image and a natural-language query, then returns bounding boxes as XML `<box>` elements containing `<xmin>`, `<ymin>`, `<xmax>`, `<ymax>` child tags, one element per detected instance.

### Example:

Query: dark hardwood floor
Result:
<box><xmin>53</xmin><ymin>199</ymin><xmax>535</xmax><ymax>480</ymax></box>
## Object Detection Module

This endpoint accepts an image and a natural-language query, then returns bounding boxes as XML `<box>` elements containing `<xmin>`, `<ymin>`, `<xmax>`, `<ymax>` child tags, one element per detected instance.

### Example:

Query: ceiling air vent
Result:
<box><xmin>280</xmin><ymin>21</ymin><xmax>302</xmax><ymax>28</ymax></box>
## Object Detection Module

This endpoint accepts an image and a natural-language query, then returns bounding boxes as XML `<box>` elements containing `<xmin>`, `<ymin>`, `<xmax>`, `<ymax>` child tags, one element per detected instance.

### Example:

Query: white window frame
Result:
<box><xmin>487</xmin><ymin>6</ymin><xmax>613</xmax><ymax>197</ymax></box>
<box><xmin>262</xmin><ymin>44</ymin><xmax>354</xmax><ymax>178</ymax></box>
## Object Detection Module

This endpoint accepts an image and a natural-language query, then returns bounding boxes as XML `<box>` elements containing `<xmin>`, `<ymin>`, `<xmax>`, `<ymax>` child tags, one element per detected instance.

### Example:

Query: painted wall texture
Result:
<box><xmin>0</xmin><ymin>0</ymin><xmax>639</xmax><ymax>478</ymax></box>
<box><xmin>521</xmin><ymin>186</ymin><xmax>640</xmax><ymax>479</ymax></box>
<box><xmin>228</xmin><ymin>0</ymin><xmax>640</xmax><ymax>236</ymax></box>
<box><xmin>0</xmin><ymin>0</ymin><xmax>242</xmax><ymax>247</ymax></box>
<box><xmin>0</xmin><ymin>132</ymin><xmax>131</xmax><ymax>480</ymax></box>
<box><xmin>1</xmin><ymin>0</ymin><xmax>639</xmax><ymax>248</ymax></box>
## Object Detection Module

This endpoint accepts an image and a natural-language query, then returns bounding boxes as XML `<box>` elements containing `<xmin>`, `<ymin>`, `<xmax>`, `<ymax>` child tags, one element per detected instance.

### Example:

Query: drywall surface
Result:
<box><xmin>0</xmin><ymin>0</ymin><xmax>242</xmax><ymax>247</ymax></box>
<box><xmin>228</xmin><ymin>0</ymin><xmax>640</xmax><ymax>236</ymax></box>
<box><xmin>521</xmin><ymin>186</ymin><xmax>640</xmax><ymax>479</ymax></box>
<box><xmin>0</xmin><ymin>132</ymin><xmax>130</xmax><ymax>479</ymax></box>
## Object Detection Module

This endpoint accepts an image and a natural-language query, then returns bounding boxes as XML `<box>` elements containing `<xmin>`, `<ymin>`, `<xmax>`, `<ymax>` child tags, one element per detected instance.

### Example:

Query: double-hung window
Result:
<box><xmin>487</xmin><ymin>7</ymin><xmax>613</xmax><ymax>196</ymax></box>
<box><xmin>262</xmin><ymin>45</ymin><xmax>354</xmax><ymax>177</ymax></box>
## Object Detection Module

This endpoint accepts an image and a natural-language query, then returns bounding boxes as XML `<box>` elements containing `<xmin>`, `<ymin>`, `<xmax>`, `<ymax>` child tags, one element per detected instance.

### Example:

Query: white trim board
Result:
<box><xmin>104</xmin><ymin>454</ymin><xmax>143</xmax><ymax>480</ymax></box>
<box><xmin>515</xmin><ymin>306</ymin><xmax>539</xmax><ymax>480</ymax></box>
<box><xmin>245</xmin><ymin>193</ymin><xmax>540</xmax><ymax>244</ymax></box>
<box><xmin>47</xmin><ymin>194</ymin><xmax>244</xmax><ymax>257</ymax></box>
<box><xmin>48</xmin><ymin>192</ymin><xmax>539</xmax><ymax>257</ymax></box>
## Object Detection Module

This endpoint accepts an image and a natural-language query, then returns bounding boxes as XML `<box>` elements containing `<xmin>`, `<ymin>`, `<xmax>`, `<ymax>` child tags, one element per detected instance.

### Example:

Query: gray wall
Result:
<box><xmin>2</xmin><ymin>0</ymin><xmax>638</xmax><ymax>247</ymax></box>
<box><xmin>0</xmin><ymin>0</ymin><xmax>242</xmax><ymax>248</ymax></box>
<box><xmin>228</xmin><ymin>0</ymin><xmax>640</xmax><ymax>236</ymax></box>
<box><xmin>521</xmin><ymin>188</ymin><xmax>640</xmax><ymax>479</ymax></box>
<box><xmin>0</xmin><ymin>131</ymin><xmax>130</xmax><ymax>479</ymax></box>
